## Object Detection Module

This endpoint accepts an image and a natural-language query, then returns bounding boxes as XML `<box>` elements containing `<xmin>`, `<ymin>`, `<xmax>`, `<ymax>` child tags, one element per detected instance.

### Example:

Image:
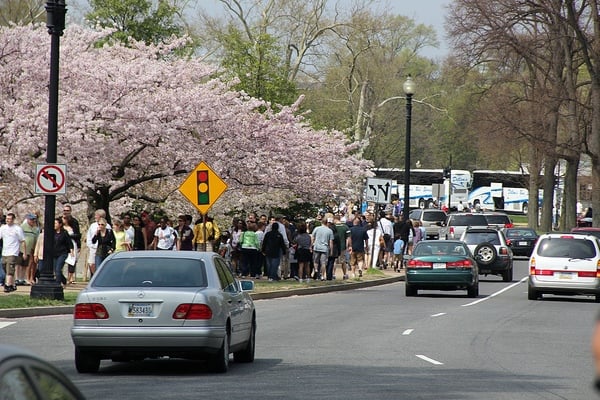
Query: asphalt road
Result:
<box><xmin>1</xmin><ymin>258</ymin><xmax>598</xmax><ymax>399</ymax></box>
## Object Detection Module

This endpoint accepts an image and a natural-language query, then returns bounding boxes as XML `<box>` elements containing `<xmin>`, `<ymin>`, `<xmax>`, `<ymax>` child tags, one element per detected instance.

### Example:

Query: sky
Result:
<box><xmin>68</xmin><ymin>0</ymin><xmax>450</xmax><ymax>58</ymax></box>
<box><xmin>198</xmin><ymin>0</ymin><xmax>451</xmax><ymax>58</ymax></box>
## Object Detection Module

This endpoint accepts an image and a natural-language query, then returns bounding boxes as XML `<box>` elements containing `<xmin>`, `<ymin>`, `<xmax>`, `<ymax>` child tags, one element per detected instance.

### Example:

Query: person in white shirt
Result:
<box><xmin>0</xmin><ymin>213</ymin><xmax>27</xmax><ymax>293</ymax></box>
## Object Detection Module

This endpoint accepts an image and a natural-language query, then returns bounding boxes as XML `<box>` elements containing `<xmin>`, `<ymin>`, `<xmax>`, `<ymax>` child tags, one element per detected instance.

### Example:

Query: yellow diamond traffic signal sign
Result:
<box><xmin>179</xmin><ymin>161</ymin><xmax>228</xmax><ymax>214</ymax></box>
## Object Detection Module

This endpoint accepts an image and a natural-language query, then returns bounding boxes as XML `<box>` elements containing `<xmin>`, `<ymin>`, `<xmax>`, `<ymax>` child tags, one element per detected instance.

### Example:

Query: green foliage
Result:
<box><xmin>0</xmin><ymin>292</ymin><xmax>78</xmax><ymax>309</ymax></box>
<box><xmin>0</xmin><ymin>0</ymin><xmax>44</xmax><ymax>26</ymax></box>
<box><xmin>86</xmin><ymin>0</ymin><xmax>185</xmax><ymax>47</ymax></box>
<box><xmin>218</xmin><ymin>26</ymin><xmax>297</xmax><ymax>107</ymax></box>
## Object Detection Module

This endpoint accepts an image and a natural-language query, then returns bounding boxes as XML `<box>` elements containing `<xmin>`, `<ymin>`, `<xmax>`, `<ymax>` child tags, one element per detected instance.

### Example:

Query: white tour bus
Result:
<box><xmin>372</xmin><ymin>168</ymin><xmax>472</xmax><ymax>209</ymax></box>
<box><xmin>468</xmin><ymin>170</ymin><xmax>539</xmax><ymax>214</ymax></box>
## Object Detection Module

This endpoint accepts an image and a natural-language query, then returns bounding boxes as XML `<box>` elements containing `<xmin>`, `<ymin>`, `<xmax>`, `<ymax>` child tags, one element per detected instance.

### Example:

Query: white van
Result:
<box><xmin>528</xmin><ymin>233</ymin><xmax>600</xmax><ymax>302</ymax></box>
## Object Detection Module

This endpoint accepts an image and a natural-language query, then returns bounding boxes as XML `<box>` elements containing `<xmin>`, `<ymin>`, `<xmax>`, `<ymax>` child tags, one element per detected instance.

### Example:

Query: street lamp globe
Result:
<box><xmin>403</xmin><ymin>75</ymin><xmax>416</xmax><ymax>95</ymax></box>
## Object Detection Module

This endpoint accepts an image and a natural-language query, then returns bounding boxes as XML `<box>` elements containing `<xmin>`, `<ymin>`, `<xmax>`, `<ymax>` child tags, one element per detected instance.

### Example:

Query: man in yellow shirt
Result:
<box><xmin>193</xmin><ymin>215</ymin><xmax>221</xmax><ymax>252</ymax></box>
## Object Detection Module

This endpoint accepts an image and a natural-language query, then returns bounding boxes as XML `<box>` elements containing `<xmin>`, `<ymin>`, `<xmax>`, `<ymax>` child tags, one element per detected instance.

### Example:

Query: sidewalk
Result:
<box><xmin>0</xmin><ymin>268</ymin><xmax>405</xmax><ymax>318</ymax></box>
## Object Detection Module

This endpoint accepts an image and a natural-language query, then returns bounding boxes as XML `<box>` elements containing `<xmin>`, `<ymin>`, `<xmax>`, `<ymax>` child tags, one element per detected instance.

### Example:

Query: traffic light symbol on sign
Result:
<box><xmin>197</xmin><ymin>170</ymin><xmax>209</xmax><ymax>205</ymax></box>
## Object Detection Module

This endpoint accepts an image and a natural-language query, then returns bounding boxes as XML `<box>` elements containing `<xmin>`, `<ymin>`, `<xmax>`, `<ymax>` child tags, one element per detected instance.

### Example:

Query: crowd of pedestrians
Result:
<box><xmin>0</xmin><ymin>204</ymin><xmax>430</xmax><ymax>293</ymax></box>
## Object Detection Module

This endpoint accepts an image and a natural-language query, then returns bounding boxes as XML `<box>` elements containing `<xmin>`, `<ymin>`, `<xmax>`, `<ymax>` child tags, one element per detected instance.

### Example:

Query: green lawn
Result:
<box><xmin>0</xmin><ymin>268</ymin><xmax>388</xmax><ymax>309</ymax></box>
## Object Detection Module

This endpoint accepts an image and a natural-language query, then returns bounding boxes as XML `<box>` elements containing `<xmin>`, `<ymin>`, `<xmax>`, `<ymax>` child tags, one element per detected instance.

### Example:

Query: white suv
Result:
<box><xmin>528</xmin><ymin>233</ymin><xmax>600</xmax><ymax>302</ymax></box>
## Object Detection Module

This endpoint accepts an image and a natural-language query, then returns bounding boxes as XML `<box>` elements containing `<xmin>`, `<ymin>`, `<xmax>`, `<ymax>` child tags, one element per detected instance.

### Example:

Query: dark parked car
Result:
<box><xmin>404</xmin><ymin>240</ymin><xmax>479</xmax><ymax>297</ymax></box>
<box><xmin>571</xmin><ymin>227</ymin><xmax>600</xmax><ymax>240</ymax></box>
<box><xmin>0</xmin><ymin>344</ymin><xmax>86</xmax><ymax>399</ymax></box>
<box><xmin>504</xmin><ymin>227</ymin><xmax>539</xmax><ymax>257</ymax></box>
<box><xmin>71</xmin><ymin>251</ymin><xmax>256</xmax><ymax>373</ymax></box>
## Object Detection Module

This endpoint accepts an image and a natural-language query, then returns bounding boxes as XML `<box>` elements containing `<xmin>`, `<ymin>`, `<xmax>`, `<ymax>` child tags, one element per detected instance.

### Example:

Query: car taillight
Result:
<box><xmin>173</xmin><ymin>304</ymin><xmax>213</xmax><ymax>320</ymax></box>
<box><xmin>407</xmin><ymin>260</ymin><xmax>433</xmax><ymax>269</ymax></box>
<box><xmin>505</xmin><ymin>239</ymin><xmax>512</xmax><ymax>246</ymax></box>
<box><xmin>529</xmin><ymin>257</ymin><xmax>536</xmax><ymax>275</ymax></box>
<box><xmin>505</xmin><ymin>223</ymin><xmax>514</xmax><ymax>228</ymax></box>
<box><xmin>499</xmin><ymin>247</ymin><xmax>509</xmax><ymax>255</ymax></box>
<box><xmin>74</xmin><ymin>303</ymin><xmax>109</xmax><ymax>319</ymax></box>
<box><xmin>449</xmin><ymin>227</ymin><xmax>455</xmax><ymax>238</ymax></box>
<box><xmin>446</xmin><ymin>260</ymin><xmax>473</xmax><ymax>269</ymax></box>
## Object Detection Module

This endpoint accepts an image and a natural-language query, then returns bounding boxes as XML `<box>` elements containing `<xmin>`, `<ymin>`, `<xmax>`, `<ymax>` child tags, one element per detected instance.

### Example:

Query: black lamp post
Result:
<box><xmin>30</xmin><ymin>0</ymin><xmax>67</xmax><ymax>300</ymax></box>
<box><xmin>402</xmin><ymin>75</ymin><xmax>415</xmax><ymax>219</ymax></box>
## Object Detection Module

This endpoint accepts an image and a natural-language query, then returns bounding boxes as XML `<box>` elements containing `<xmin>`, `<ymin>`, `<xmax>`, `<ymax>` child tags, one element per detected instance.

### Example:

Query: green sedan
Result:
<box><xmin>405</xmin><ymin>240</ymin><xmax>479</xmax><ymax>298</ymax></box>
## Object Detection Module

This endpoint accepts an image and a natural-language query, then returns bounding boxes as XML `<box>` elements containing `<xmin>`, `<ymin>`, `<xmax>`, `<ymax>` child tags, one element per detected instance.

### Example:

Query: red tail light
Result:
<box><xmin>499</xmin><ymin>247</ymin><xmax>509</xmax><ymax>255</ymax></box>
<box><xmin>173</xmin><ymin>304</ymin><xmax>213</xmax><ymax>320</ymax></box>
<box><xmin>504</xmin><ymin>223</ymin><xmax>514</xmax><ymax>228</ymax></box>
<box><xmin>407</xmin><ymin>260</ymin><xmax>433</xmax><ymax>269</ymax></box>
<box><xmin>449</xmin><ymin>227</ymin><xmax>455</xmax><ymax>238</ymax></box>
<box><xmin>579</xmin><ymin>271</ymin><xmax>597</xmax><ymax>278</ymax></box>
<box><xmin>446</xmin><ymin>260</ymin><xmax>474</xmax><ymax>268</ymax></box>
<box><xmin>505</xmin><ymin>239</ymin><xmax>512</xmax><ymax>246</ymax></box>
<box><xmin>74</xmin><ymin>303</ymin><xmax>109</xmax><ymax>319</ymax></box>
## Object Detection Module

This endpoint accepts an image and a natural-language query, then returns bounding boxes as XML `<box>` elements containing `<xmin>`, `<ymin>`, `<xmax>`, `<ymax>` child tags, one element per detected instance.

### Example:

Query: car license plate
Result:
<box><xmin>518</xmin><ymin>241</ymin><xmax>528</xmax><ymax>246</ymax></box>
<box><xmin>556</xmin><ymin>272</ymin><xmax>574</xmax><ymax>280</ymax></box>
<box><xmin>128</xmin><ymin>303</ymin><xmax>154</xmax><ymax>317</ymax></box>
<box><xmin>433</xmin><ymin>262</ymin><xmax>446</xmax><ymax>269</ymax></box>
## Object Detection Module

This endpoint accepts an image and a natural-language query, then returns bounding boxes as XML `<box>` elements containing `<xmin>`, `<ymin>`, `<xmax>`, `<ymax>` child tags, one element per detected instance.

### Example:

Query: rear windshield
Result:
<box><xmin>463</xmin><ymin>232</ymin><xmax>501</xmax><ymax>246</ymax></box>
<box><xmin>485</xmin><ymin>215</ymin><xmax>511</xmax><ymax>225</ymax></box>
<box><xmin>448</xmin><ymin>214</ymin><xmax>488</xmax><ymax>226</ymax></box>
<box><xmin>414</xmin><ymin>242</ymin><xmax>469</xmax><ymax>256</ymax></box>
<box><xmin>93</xmin><ymin>258</ymin><xmax>208</xmax><ymax>287</ymax></box>
<box><xmin>536</xmin><ymin>238</ymin><xmax>597</xmax><ymax>258</ymax></box>
<box><xmin>505</xmin><ymin>229</ymin><xmax>537</xmax><ymax>238</ymax></box>
<box><xmin>422</xmin><ymin>211</ymin><xmax>446</xmax><ymax>222</ymax></box>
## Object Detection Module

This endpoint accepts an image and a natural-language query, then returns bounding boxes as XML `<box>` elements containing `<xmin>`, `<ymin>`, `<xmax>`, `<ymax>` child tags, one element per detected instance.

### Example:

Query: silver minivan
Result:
<box><xmin>409</xmin><ymin>209</ymin><xmax>447</xmax><ymax>240</ymax></box>
<box><xmin>528</xmin><ymin>233</ymin><xmax>600</xmax><ymax>302</ymax></box>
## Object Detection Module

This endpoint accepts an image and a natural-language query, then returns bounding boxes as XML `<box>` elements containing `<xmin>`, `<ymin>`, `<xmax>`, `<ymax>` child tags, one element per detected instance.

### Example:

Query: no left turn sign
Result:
<box><xmin>35</xmin><ymin>164</ymin><xmax>67</xmax><ymax>195</ymax></box>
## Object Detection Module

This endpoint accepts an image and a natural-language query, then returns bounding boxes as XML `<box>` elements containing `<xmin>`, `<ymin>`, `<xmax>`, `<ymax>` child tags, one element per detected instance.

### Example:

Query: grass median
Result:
<box><xmin>0</xmin><ymin>268</ymin><xmax>388</xmax><ymax>310</ymax></box>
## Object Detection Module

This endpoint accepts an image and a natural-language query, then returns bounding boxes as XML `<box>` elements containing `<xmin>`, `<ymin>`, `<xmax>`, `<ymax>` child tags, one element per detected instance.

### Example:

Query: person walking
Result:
<box><xmin>261</xmin><ymin>222</ymin><xmax>287</xmax><ymax>281</ymax></box>
<box><xmin>348</xmin><ymin>216</ymin><xmax>369</xmax><ymax>278</ymax></box>
<box><xmin>53</xmin><ymin>217</ymin><xmax>74</xmax><ymax>287</ymax></box>
<box><xmin>85</xmin><ymin>209</ymin><xmax>111</xmax><ymax>278</ymax></box>
<box><xmin>0</xmin><ymin>213</ymin><xmax>27</xmax><ymax>293</ymax></box>
<box><xmin>20</xmin><ymin>213</ymin><xmax>39</xmax><ymax>286</ymax></box>
<box><xmin>293</xmin><ymin>222</ymin><xmax>312</xmax><ymax>282</ymax></box>
<box><xmin>92</xmin><ymin>217</ymin><xmax>115</xmax><ymax>267</ymax></box>
<box><xmin>239</xmin><ymin>222</ymin><xmax>260</xmax><ymax>278</ymax></box>
<box><xmin>152</xmin><ymin>217</ymin><xmax>177</xmax><ymax>251</ymax></box>
<box><xmin>311</xmin><ymin>218</ymin><xmax>334</xmax><ymax>281</ymax></box>
<box><xmin>175</xmin><ymin>214</ymin><xmax>194</xmax><ymax>251</ymax></box>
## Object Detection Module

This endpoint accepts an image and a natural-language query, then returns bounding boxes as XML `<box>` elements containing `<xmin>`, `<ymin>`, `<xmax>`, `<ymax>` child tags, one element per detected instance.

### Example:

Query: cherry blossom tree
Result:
<box><xmin>0</xmin><ymin>24</ymin><xmax>371</xmax><ymax>220</ymax></box>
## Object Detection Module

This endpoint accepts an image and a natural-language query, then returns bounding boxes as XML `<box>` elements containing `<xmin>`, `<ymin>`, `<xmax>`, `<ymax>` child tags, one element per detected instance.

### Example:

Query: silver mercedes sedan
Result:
<box><xmin>70</xmin><ymin>251</ymin><xmax>256</xmax><ymax>373</ymax></box>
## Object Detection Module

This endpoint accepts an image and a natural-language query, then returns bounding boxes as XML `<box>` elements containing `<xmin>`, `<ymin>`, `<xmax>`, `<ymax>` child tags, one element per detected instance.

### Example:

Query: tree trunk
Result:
<box><xmin>540</xmin><ymin>157</ymin><xmax>556</xmax><ymax>232</ymax></box>
<box><xmin>562</xmin><ymin>158</ymin><xmax>579</xmax><ymax>229</ymax></box>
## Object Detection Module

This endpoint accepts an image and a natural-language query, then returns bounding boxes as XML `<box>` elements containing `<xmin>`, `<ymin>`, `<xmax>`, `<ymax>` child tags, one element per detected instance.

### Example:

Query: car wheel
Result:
<box><xmin>528</xmin><ymin>285</ymin><xmax>541</xmax><ymax>300</ymax></box>
<box><xmin>234</xmin><ymin>318</ymin><xmax>255</xmax><ymax>363</ymax></box>
<box><xmin>75</xmin><ymin>347</ymin><xmax>100</xmax><ymax>373</ymax></box>
<box><xmin>522</xmin><ymin>203</ymin><xmax>528</xmax><ymax>215</ymax></box>
<box><xmin>210</xmin><ymin>329</ymin><xmax>230</xmax><ymax>373</ymax></box>
<box><xmin>405</xmin><ymin>283</ymin><xmax>417</xmax><ymax>297</ymax></box>
<box><xmin>502</xmin><ymin>267</ymin><xmax>513</xmax><ymax>282</ymax></box>
<box><xmin>467</xmin><ymin>284</ymin><xmax>479</xmax><ymax>298</ymax></box>
<box><xmin>474</xmin><ymin>243</ymin><xmax>497</xmax><ymax>266</ymax></box>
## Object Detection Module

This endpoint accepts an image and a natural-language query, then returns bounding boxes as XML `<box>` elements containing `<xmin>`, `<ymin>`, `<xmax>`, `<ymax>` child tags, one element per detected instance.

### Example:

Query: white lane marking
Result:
<box><xmin>462</xmin><ymin>277</ymin><xmax>528</xmax><ymax>307</ymax></box>
<box><xmin>402</xmin><ymin>329</ymin><xmax>414</xmax><ymax>335</ymax></box>
<box><xmin>431</xmin><ymin>312</ymin><xmax>446</xmax><ymax>317</ymax></box>
<box><xmin>0</xmin><ymin>322</ymin><xmax>16</xmax><ymax>329</ymax></box>
<box><xmin>416</xmin><ymin>354</ymin><xmax>444</xmax><ymax>365</ymax></box>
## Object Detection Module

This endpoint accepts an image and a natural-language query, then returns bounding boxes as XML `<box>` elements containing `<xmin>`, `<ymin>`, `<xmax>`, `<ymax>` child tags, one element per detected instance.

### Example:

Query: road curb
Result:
<box><xmin>0</xmin><ymin>275</ymin><xmax>404</xmax><ymax>318</ymax></box>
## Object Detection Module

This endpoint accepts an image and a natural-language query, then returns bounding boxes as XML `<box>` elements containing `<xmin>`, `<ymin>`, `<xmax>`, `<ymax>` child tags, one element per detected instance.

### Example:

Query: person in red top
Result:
<box><xmin>141</xmin><ymin>211</ymin><xmax>156</xmax><ymax>250</ymax></box>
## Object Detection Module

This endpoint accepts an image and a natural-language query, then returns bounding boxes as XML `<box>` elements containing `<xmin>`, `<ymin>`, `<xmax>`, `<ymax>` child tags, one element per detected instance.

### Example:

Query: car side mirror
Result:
<box><xmin>240</xmin><ymin>280</ymin><xmax>255</xmax><ymax>291</ymax></box>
